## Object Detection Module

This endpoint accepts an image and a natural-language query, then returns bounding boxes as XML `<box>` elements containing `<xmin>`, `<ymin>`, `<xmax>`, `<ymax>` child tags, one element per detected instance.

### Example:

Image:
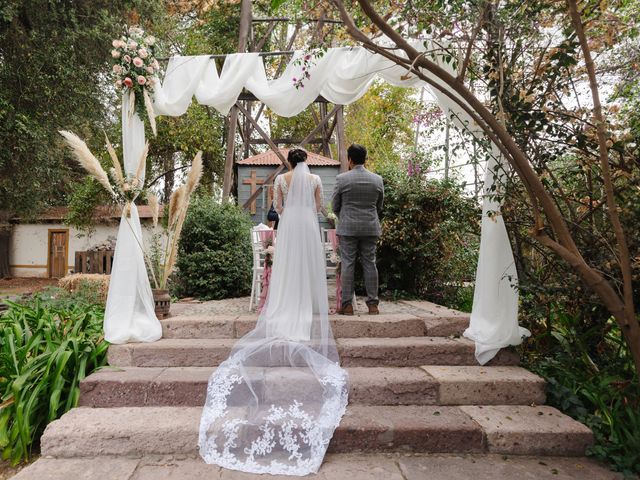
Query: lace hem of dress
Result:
<box><xmin>198</xmin><ymin>357</ymin><xmax>349</xmax><ymax>476</ymax></box>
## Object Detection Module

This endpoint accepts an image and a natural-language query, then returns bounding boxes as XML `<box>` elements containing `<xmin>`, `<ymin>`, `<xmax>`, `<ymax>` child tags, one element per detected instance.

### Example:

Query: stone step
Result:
<box><xmin>107</xmin><ymin>337</ymin><xmax>519</xmax><ymax>368</ymax></box>
<box><xmin>161</xmin><ymin>312</ymin><xmax>469</xmax><ymax>339</ymax></box>
<box><xmin>80</xmin><ymin>366</ymin><xmax>545</xmax><ymax>408</ymax></box>
<box><xmin>12</xmin><ymin>453</ymin><xmax>622</xmax><ymax>480</ymax></box>
<box><xmin>40</xmin><ymin>405</ymin><xmax>593</xmax><ymax>458</ymax></box>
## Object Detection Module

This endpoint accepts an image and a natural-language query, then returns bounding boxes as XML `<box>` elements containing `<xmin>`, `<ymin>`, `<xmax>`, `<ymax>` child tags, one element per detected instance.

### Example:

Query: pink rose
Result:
<box><xmin>138</xmin><ymin>48</ymin><xmax>148</xmax><ymax>59</ymax></box>
<box><xmin>153</xmin><ymin>59</ymin><xmax>159</xmax><ymax>69</ymax></box>
<box><xmin>118</xmin><ymin>40</ymin><xmax>127</xmax><ymax>49</ymax></box>
<box><xmin>146</xmin><ymin>66</ymin><xmax>154</xmax><ymax>74</ymax></box>
<box><xmin>115</xmin><ymin>79</ymin><xmax>122</xmax><ymax>88</ymax></box>
<box><xmin>112</xmin><ymin>39</ymin><xmax>119</xmax><ymax>48</ymax></box>
<box><xmin>147</xmin><ymin>77</ymin><xmax>156</xmax><ymax>86</ymax></box>
<box><xmin>123</xmin><ymin>54</ymin><xmax>131</xmax><ymax>64</ymax></box>
<box><xmin>111</xmin><ymin>49</ymin><xmax>120</xmax><ymax>59</ymax></box>
<box><xmin>112</xmin><ymin>64</ymin><xmax>122</xmax><ymax>74</ymax></box>
<box><xmin>133</xmin><ymin>57</ymin><xmax>144</xmax><ymax>68</ymax></box>
<box><xmin>128</xmin><ymin>40</ymin><xmax>138</xmax><ymax>50</ymax></box>
<box><xmin>123</xmin><ymin>77</ymin><xmax>133</xmax><ymax>88</ymax></box>
<box><xmin>137</xmin><ymin>75</ymin><xmax>147</xmax><ymax>85</ymax></box>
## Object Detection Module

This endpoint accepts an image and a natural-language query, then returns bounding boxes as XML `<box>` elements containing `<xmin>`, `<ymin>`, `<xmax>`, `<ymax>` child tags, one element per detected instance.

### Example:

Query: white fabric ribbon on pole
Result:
<box><xmin>152</xmin><ymin>43</ymin><xmax>529</xmax><ymax>363</ymax></box>
<box><xmin>103</xmin><ymin>93</ymin><xmax>161</xmax><ymax>344</ymax></box>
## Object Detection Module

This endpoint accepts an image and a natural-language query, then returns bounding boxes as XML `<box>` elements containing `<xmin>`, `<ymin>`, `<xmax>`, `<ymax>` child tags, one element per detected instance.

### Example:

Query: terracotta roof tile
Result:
<box><xmin>12</xmin><ymin>205</ymin><xmax>163</xmax><ymax>222</ymax></box>
<box><xmin>237</xmin><ymin>148</ymin><xmax>340</xmax><ymax>167</ymax></box>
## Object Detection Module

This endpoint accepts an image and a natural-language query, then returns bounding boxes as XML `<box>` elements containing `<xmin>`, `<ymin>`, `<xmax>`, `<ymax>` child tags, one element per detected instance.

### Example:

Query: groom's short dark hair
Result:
<box><xmin>347</xmin><ymin>144</ymin><xmax>367</xmax><ymax>165</ymax></box>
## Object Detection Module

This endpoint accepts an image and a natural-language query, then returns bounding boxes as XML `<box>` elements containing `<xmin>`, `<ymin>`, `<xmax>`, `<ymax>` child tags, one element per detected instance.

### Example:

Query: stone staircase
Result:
<box><xmin>15</xmin><ymin>301</ymin><xmax>613</xmax><ymax>480</ymax></box>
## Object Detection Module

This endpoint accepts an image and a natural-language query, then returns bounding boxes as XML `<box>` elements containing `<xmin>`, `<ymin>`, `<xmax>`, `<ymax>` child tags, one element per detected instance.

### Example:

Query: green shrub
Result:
<box><xmin>0</xmin><ymin>298</ymin><xmax>108</xmax><ymax>465</ymax></box>
<box><xmin>524</xmin><ymin>306</ymin><xmax>640</xmax><ymax>476</ymax></box>
<box><xmin>174</xmin><ymin>197</ymin><xmax>253</xmax><ymax>300</ymax></box>
<box><xmin>375</xmin><ymin>163</ymin><xmax>480</xmax><ymax>303</ymax></box>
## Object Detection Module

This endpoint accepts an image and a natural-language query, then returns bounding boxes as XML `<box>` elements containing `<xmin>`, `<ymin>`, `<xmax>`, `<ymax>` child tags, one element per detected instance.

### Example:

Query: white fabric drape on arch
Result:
<box><xmin>103</xmin><ymin>94</ymin><xmax>162</xmax><ymax>344</ymax></box>
<box><xmin>152</xmin><ymin>41</ymin><xmax>529</xmax><ymax>363</ymax></box>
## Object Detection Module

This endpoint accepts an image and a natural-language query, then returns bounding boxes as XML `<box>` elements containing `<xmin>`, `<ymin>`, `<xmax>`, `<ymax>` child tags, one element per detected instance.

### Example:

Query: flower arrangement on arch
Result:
<box><xmin>111</xmin><ymin>26</ymin><xmax>159</xmax><ymax>134</ymax></box>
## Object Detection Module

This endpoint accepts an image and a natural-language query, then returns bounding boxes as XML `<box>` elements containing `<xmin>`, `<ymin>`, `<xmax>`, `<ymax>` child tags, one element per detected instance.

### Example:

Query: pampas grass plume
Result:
<box><xmin>148</xmin><ymin>194</ymin><xmax>160</xmax><ymax>227</ymax></box>
<box><xmin>185</xmin><ymin>151</ymin><xmax>203</xmax><ymax>197</ymax></box>
<box><xmin>104</xmin><ymin>133</ymin><xmax>124</xmax><ymax>186</ymax></box>
<box><xmin>59</xmin><ymin>130</ymin><xmax>115</xmax><ymax>197</ymax></box>
<box><xmin>135</xmin><ymin>141</ymin><xmax>149</xmax><ymax>184</ymax></box>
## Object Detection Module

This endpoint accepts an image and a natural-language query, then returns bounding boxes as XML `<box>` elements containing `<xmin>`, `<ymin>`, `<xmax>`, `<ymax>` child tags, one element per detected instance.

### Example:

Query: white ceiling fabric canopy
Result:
<box><xmin>149</xmin><ymin>41</ymin><xmax>530</xmax><ymax>363</ymax></box>
<box><xmin>153</xmin><ymin>45</ymin><xmax>426</xmax><ymax>118</ymax></box>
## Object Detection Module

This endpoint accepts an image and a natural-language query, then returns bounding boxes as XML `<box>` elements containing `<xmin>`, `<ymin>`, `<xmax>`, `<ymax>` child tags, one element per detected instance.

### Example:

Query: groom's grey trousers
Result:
<box><xmin>331</xmin><ymin>165</ymin><xmax>385</xmax><ymax>308</ymax></box>
<box><xmin>339</xmin><ymin>235</ymin><xmax>379</xmax><ymax>307</ymax></box>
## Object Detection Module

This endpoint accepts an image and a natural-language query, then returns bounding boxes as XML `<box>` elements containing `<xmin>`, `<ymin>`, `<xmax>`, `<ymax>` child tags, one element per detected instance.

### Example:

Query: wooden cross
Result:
<box><xmin>243</xmin><ymin>170</ymin><xmax>265</xmax><ymax>214</ymax></box>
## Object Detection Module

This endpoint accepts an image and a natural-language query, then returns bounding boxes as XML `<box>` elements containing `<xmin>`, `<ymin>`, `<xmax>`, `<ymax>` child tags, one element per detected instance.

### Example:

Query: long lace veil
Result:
<box><xmin>198</xmin><ymin>162</ymin><xmax>349</xmax><ymax>476</ymax></box>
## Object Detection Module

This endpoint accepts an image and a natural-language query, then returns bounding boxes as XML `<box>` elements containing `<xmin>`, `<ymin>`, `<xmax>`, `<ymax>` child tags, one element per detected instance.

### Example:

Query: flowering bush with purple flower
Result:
<box><xmin>292</xmin><ymin>46</ymin><xmax>327</xmax><ymax>89</ymax></box>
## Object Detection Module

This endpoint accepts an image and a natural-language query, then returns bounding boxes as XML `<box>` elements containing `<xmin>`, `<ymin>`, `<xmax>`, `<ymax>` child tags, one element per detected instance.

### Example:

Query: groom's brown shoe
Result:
<box><xmin>337</xmin><ymin>304</ymin><xmax>354</xmax><ymax>316</ymax></box>
<box><xmin>368</xmin><ymin>304</ymin><xmax>379</xmax><ymax>315</ymax></box>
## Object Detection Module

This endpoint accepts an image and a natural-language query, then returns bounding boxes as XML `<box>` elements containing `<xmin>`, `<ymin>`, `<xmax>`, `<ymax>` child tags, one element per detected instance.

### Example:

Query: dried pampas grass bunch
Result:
<box><xmin>148</xmin><ymin>193</ymin><xmax>160</xmax><ymax>228</ymax></box>
<box><xmin>104</xmin><ymin>133</ymin><xmax>124</xmax><ymax>187</ymax></box>
<box><xmin>160</xmin><ymin>151</ymin><xmax>203</xmax><ymax>288</ymax></box>
<box><xmin>59</xmin><ymin>130</ymin><xmax>116</xmax><ymax>198</ymax></box>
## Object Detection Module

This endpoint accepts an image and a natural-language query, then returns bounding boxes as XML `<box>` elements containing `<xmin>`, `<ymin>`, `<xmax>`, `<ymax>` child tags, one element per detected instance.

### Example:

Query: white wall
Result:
<box><xmin>10</xmin><ymin>221</ymin><xmax>161</xmax><ymax>278</ymax></box>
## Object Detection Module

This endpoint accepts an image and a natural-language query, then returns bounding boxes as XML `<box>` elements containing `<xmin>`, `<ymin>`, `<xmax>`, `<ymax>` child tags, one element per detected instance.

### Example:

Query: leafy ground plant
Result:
<box><xmin>0</xmin><ymin>297</ymin><xmax>108</xmax><ymax>465</ymax></box>
<box><xmin>524</xmin><ymin>306</ymin><xmax>640</xmax><ymax>477</ymax></box>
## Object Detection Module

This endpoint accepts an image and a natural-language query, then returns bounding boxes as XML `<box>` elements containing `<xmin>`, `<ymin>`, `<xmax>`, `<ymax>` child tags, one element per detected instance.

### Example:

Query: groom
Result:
<box><xmin>331</xmin><ymin>144</ymin><xmax>384</xmax><ymax>315</ymax></box>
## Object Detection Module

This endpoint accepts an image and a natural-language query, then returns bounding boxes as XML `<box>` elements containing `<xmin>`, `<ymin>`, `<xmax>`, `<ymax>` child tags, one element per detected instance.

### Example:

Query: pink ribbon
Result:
<box><xmin>257</xmin><ymin>264</ymin><xmax>272</xmax><ymax>312</ymax></box>
<box><xmin>327</xmin><ymin>229</ymin><xmax>342</xmax><ymax>312</ymax></box>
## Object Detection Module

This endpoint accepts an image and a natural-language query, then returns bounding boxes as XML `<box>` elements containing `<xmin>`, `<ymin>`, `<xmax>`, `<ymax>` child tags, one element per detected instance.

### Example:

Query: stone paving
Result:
<box><xmin>13</xmin><ymin>454</ymin><xmax>622</xmax><ymax>480</ymax></box>
<box><xmin>13</xmin><ymin>295</ymin><xmax>614</xmax><ymax>479</ymax></box>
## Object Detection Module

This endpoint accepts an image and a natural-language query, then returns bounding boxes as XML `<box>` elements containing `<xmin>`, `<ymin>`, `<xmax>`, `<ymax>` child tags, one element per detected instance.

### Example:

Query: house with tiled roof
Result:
<box><xmin>5</xmin><ymin>205</ymin><xmax>162</xmax><ymax>278</ymax></box>
<box><xmin>236</xmin><ymin>148</ymin><xmax>340</xmax><ymax>225</ymax></box>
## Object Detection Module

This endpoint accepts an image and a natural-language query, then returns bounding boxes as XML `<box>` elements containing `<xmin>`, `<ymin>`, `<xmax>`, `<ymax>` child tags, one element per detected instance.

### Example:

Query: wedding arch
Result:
<box><xmin>139</xmin><ymin>40</ymin><xmax>530</xmax><ymax>363</ymax></box>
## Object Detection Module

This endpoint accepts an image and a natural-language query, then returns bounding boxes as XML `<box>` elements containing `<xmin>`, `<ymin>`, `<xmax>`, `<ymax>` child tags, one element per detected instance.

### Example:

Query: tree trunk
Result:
<box><xmin>332</xmin><ymin>0</ymin><xmax>640</xmax><ymax>380</ymax></box>
<box><xmin>163</xmin><ymin>154</ymin><xmax>175</xmax><ymax>203</ymax></box>
<box><xmin>0</xmin><ymin>220</ymin><xmax>11</xmax><ymax>279</ymax></box>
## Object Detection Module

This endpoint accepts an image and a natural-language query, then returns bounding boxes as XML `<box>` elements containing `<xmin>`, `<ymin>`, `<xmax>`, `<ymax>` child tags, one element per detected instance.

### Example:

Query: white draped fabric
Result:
<box><xmin>151</xmin><ymin>42</ymin><xmax>529</xmax><ymax>362</ymax></box>
<box><xmin>103</xmin><ymin>94</ymin><xmax>162</xmax><ymax>344</ymax></box>
<box><xmin>464</xmin><ymin>149</ymin><xmax>530</xmax><ymax>363</ymax></box>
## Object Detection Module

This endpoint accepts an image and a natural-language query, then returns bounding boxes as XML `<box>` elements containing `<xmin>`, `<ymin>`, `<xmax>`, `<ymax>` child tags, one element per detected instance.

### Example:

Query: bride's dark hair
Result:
<box><xmin>288</xmin><ymin>148</ymin><xmax>308</xmax><ymax>169</ymax></box>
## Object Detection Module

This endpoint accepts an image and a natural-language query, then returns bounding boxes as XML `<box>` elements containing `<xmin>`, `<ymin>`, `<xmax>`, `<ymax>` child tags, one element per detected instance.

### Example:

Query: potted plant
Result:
<box><xmin>59</xmin><ymin>129</ymin><xmax>202</xmax><ymax>319</ymax></box>
<box><xmin>146</xmin><ymin>153</ymin><xmax>203</xmax><ymax>318</ymax></box>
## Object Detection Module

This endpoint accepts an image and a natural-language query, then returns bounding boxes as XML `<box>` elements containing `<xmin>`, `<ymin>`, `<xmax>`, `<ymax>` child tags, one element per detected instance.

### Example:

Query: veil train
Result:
<box><xmin>198</xmin><ymin>162</ymin><xmax>349</xmax><ymax>476</ymax></box>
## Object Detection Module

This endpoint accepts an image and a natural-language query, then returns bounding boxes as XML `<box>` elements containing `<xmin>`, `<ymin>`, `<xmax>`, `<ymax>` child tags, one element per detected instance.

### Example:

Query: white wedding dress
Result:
<box><xmin>199</xmin><ymin>163</ymin><xmax>349</xmax><ymax>476</ymax></box>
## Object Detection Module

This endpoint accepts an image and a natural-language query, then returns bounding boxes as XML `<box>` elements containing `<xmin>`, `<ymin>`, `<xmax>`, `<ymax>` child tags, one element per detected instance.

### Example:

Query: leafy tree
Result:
<box><xmin>345</xmin><ymin>82</ymin><xmax>421</xmax><ymax>170</ymax></box>
<box><xmin>0</xmin><ymin>0</ymin><xmax>167</xmax><ymax>276</ymax></box>
<box><xmin>313</xmin><ymin>0</ymin><xmax>640</xmax><ymax>383</ymax></box>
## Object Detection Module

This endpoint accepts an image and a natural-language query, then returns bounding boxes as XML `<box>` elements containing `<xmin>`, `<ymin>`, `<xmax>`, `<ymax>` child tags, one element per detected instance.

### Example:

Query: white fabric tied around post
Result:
<box><xmin>152</xmin><ymin>42</ymin><xmax>529</xmax><ymax>363</ymax></box>
<box><xmin>103</xmin><ymin>93</ymin><xmax>162</xmax><ymax>344</ymax></box>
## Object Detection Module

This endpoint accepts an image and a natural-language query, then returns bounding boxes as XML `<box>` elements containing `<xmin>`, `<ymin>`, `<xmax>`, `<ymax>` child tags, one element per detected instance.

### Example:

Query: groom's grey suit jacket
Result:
<box><xmin>332</xmin><ymin>165</ymin><xmax>384</xmax><ymax>237</ymax></box>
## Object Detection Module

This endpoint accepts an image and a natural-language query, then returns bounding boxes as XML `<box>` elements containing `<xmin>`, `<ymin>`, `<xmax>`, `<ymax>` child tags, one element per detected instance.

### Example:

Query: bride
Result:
<box><xmin>199</xmin><ymin>148</ymin><xmax>349</xmax><ymax>476</ymax></box>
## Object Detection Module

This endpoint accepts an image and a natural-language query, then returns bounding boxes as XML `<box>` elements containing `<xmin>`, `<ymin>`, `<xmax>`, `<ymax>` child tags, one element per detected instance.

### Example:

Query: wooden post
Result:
<box><xmin>222</xmin><ymin>106</ymin><xmax>239</xmax><ymax>200</ymax></box>
<box><xmin>319</xmin><ymin>103</ymin><xmax>331</xmax><ymax>156</ymax></box>
<box><xmin>336</xmin><ymin>105</ymin><xmax>348</xmax><ymax>172</ymax></box>
<box><xmin>222</xmin><ymin>0</ymin><xmax>252</xmax><ymax>200</ymax></box>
